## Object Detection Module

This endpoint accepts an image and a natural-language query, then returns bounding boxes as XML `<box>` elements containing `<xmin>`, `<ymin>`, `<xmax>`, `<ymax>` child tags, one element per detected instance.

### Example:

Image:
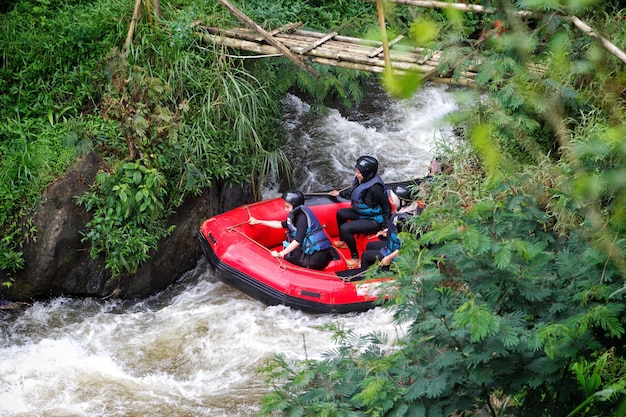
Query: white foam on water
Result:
<box><xmin>0</xmin><ymin>261</ymin><xmax>403</xmax><ymax>417</ymax></box>
<box><xmin>282</xmin><ymin>82</ymin><xmax>458</xmax><ymax>191</ymax></box>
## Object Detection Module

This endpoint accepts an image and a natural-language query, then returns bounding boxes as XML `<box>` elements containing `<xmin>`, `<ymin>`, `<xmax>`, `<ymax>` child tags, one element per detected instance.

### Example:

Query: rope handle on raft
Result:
<box><xmin>228</xmin><ymin>226</ymin><xmax>368</xmax><ymax>280</ymax></box>
<box><xmin>226</xmin><ymin>206</ymin><xmax>253</xmax><ymax>231</ymax></box>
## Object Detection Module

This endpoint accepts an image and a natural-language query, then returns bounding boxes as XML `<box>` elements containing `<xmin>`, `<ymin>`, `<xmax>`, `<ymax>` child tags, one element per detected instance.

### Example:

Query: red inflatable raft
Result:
<box><xmin>197</xmin><ymin>193</ymin><xmax>394</xmax><ymax>313</ymax></box>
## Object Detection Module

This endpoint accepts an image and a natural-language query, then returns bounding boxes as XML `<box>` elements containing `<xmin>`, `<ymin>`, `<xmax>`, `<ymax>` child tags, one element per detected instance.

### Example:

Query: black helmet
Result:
<box><xmin>392</xmin><ymin>185</ymin><xmax>413</xmax><ymax>202</ymax></box>
<box><xmin>355</xmin><ymin>156</ymin><xmax>378</xmax><ymax>181</ymax></box>
<box><xmin>282</xmin><ymin>190</ymin><xmax>305</xmax><ymax>208</ymax></box>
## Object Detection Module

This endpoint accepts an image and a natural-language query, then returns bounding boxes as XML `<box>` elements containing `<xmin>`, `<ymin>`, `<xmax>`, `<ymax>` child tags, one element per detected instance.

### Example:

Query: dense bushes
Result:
<box><xmin>259</xmin><ymin>1</ymin><xmax>626</xmax><ymax>416</ymax></box>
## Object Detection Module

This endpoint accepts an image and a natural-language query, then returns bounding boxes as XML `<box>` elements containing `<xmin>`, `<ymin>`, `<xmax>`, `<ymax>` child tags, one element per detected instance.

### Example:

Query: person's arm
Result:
<box><xmin>248</xmin><ymin>217</ymin><xmax>284</xmax><ymax>229</ymax></box>
<box><xmin>380</xmin><ymin>249</ymin><xmax>399</xmax><ymax>266</ymax></box>
<box><xmin>329</xmin><ymin>188</ymin><xmax>351</xmax><ymax>199</ymax></box>
<box><xmin>379</xmin><ymin>187</ymin><xmax>392</xmax><ymax>222</ymax></box>
<box><xmin>329</xmin><ymin>179</ymin><xmax>356</xmax><ymax>199</ymax></box>
<box><xmin>272</xmin><ymin>214</ymin><xmax>306</xmax><ymax>258</ymax></box>
<box><xmin>368</xmin><ymin>184</ymin><xmax>392</xmax><ymax>222</ymax></box>
<box><xmin>273</xmin><ymin>240</ymin><xmax>301</xmax><ymax>258</ymax></box>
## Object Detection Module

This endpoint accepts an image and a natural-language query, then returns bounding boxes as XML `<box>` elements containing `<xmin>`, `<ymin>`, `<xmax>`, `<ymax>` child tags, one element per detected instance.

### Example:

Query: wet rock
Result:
<box><xmin>0</xmin><ymin>153</ymin><xmax>254</xmax><ymax>301</ymax></box>
<box><xmin>5</xmin><ymin>152</ymin><xmax>109</xmax><ymax>300</ymax></box>
<box><xmin>0</xmin><ymin>300</ymin><xmax>31</xmax><ymax>311</ymax></box>
<box><xmin>119</xmin><ymin>183</ymin><xmax>254</xmax><ymax>298</ymax></box>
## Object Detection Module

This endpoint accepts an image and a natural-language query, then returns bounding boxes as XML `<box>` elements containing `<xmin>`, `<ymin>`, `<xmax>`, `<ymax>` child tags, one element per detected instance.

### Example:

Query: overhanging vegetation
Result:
<box><xmin>1</xmin><ymin>0</ymin><xmax>626</xmax><ymax>415</ymax></box>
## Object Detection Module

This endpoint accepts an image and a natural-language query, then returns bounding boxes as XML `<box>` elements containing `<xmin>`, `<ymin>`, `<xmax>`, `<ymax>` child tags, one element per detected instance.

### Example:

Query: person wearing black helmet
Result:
<box><xmin>352</xmin><ymin>184</ymin><xmax>421</xmax><ymax>274</ymax></box>
<box><xmin>388</xmin><ymin>184</ymin><xmax>424</xmax><ymax>216</ymax></box>
<box><xmin>357</xmin><ymin>211</ymin><xmax>413</xmax><ymax>272</ymax></box>
<box><xmin>328</xmin><ymin>156</ymin><xmax>391</xmax><ymax>269</ymax></box>
<box><xmin>249</xmin><ymin>190</ymin><xmax>333</xmax><ymax>270</ymax></box>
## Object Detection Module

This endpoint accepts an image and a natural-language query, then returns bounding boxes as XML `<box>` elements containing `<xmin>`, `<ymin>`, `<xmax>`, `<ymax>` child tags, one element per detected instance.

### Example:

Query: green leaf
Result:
<box><xmin>493</xmin><ymin>241</ymin><xmax>512</xmax><ymax>269</ymax></box>
<box><xmin>469</xmin><ymin>123</ymin><xmax>501</xmax><ymax>176</ymax></box>
<box><xmin>454</xmin><ymin>299</ymin><xmax>500</xmax><ymax>342</ymax></box>
<box><xmin>409</xmin><ymin>17</ymin><xmax>440</xmax><ymax>45</ymax></box>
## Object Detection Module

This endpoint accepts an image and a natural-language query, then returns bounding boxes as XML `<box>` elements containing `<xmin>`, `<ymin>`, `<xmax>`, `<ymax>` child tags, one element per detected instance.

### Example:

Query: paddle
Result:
<box><xmin>304</xmin><ymin>185</ymin><xmax>351</xmax><ymax>197</ymax></box>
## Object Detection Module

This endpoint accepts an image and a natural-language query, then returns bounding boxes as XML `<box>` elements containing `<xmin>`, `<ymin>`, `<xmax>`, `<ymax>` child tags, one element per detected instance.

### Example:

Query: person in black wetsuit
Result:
<box><xmin>357</xmin><ymin>159</ymin><xmax>442</xmax><ymax>273</ymax></box>
<box><xmin>249</xmin><ymin>190</ymin><xmax>333</xmax><ymax>270</ymax></box>
<box><xmin>328</xmin><ymin>156</ymin><xmax>391</xmax><ymax>269</ymax></box>
<box><xmin>358</xmin><ymin>184</ymin><xmax>418</xmax><ymax>272</ymax></box>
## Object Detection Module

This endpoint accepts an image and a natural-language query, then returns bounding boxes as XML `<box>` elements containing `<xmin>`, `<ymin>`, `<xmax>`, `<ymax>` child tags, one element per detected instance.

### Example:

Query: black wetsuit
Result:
<box><xmin>336</xmin><ymin>180</ymin><xmax>391</xmax><ymax>259</ymax></box>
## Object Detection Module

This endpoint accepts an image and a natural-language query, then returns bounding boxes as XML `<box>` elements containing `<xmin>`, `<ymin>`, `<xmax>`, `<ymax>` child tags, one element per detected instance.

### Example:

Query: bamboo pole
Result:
<box><xmin>276</xmin><ymin>35</ymin><xmax>458</xmax><ymax>72</ymax></box>
<box><xmin>199</xmin><ymin>32</ymin><xmax>477</xmax><ymax>86</ymax></box>
<box><xmin>123</xmin><ymin>0</ymin><xmax>143</xmax><ymax>57</ymax></box>
<box><xmin>311</xmin><ymin>56</ymin><xmax>476</xmax><ymax>87</ymax></box>
<box><xmin>152</xmin><ymin>0</ymin><xmax>160</xmax><ymax>18</ymax></box>
<box><xmin>291</xmin><ymin>29</ymin><xmax>432</xmax><ymax>56</ymax></box>
<box><xmin>296</xmin><ymin>31</ymin><xmax>338</xmax><ymax>54</ymax></box>
<box><xmin>369</xmin><ymin>35</ymin><xmax>404</xmax><ymax>57</ymax></box>
<box><xmin>569</xmin><ymin>15</ymin><xmax>626</xmax><ymax>65</ymax></box>
<box><xmin>214</xmin><ymin>0</ymin><xmax>320</xmax><ymax>78</ymax></box>
<box><xmin>360</xmin><ymin>0</ymin><xmax>533</xmax><ymax>16</ymax></box>
<box><xmin>204</xmin><ymin>27</ymin><xmax>440</xmax><ymax>66</ymax></box>
<box><xmin>376</xmin><ymin>0</ymin><xmax>392</xmax><ymax>73</ymax></box>
<box><xmin>200</xmin><ymin>29</ymin><xmax>475</xmax><ymax>76</ymax></box>
<box><xmin>269</xmin><ymin>22</ymin><xmax>303</xmax><ymax>36</ymax></box>
<box><xmin>145</xmin><ymin>0</ymin><xmax>152</xmax><ymax>25</ymax></box>
<box><xmin>212</xmin><ymin>26</ymin><xmax>429</xmax><ymax>55</ymax></box>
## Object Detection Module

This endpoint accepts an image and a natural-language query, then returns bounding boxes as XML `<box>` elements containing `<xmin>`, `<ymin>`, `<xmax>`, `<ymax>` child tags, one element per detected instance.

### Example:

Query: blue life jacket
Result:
<box><xmin>287</xmin><ymin>206</ymin><xmax>332</xmax><ymax>255</ymax></box>
<box><xmin>379</xmin><ymin>212</ymin><xmax>411</xmax><ymax>258</ymax></box>
<box><xmin>350</xmin><ymin>174</ymin><xmax>385</xmax><ymax>224</ymax></box>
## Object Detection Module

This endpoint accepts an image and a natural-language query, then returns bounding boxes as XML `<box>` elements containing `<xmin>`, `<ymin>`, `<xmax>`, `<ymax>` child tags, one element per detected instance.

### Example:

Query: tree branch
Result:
<box><xmin>215</xmin><ymin>0</ymin><xmax>320</xmax><ymax>78</ymax></box>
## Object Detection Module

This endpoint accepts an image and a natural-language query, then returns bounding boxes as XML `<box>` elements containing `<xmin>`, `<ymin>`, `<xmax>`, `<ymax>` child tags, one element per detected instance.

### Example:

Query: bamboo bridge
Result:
<box><xmin>198</xmin><ymin>24</ymin><xmax>476</xmax><ymax>87</ymax></box>
<box><xmin>192</xmin><ymin>0</ymin><xmax>478</xmax><ymax>87</ymax></box>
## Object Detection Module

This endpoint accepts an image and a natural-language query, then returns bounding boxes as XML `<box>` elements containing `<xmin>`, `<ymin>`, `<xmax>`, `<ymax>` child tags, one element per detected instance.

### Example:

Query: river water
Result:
<box><xmin>0</xmin><ymin>82</ymin><xmax>458</xmax><ymax>417</ymax></box>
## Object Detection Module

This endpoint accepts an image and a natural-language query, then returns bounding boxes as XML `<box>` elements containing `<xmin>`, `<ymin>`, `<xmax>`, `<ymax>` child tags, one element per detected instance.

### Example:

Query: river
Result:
<box><xmin>0</xmin><ymin>82</ymin><xmax>458</xmax><ymax>417</ymax></box>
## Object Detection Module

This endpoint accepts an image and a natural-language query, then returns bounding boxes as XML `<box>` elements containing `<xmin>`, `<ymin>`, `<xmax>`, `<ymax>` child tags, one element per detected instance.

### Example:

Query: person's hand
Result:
<box><xmin>328</xmin><ymin>190</ymin><xmax>340</xmax><ymax>197</ymax></box>
<box><xmin>379</xmin><ymin>255</ymin><xmax>392</xmax><ymax>266</ymax></box>
<box><xmin>249</xmin><ymin>217</ymin><xmax>260</xmax><ymax>225</ymax></box>
<box><xmin>271</xmin><ymin>250</ymin><xmax>284</xmax><ymax>258</ymax></box>
<box><xmin>376</xmin><ymin>229</ymin><xmax>388</xmax><ymax>237</ymax></box>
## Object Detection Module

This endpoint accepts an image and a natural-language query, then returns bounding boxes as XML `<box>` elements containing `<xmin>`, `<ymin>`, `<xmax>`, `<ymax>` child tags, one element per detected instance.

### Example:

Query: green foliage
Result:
<box><xmin>283</xmin><ymin>64</ymin><xmax>370</xmax><ymax>110</ymax></box>
<box><xmin>77</xmin><ymin>161</ymin><xmax>173</xmax><ymax>277</ymax></box>
<box><xmin>261</xmin><ymin>2</ymin><xmax>626</xmax><ymax>416</ymax></box>
<box><xmin>243</xmin><ymin>0</ymin><xmax>376</xmax><ymax>34</ymax></box>
<box><xmin>262</xmin><ymin>168</ymin><xmax>626</xmax><ymax>416</ymax></box>
<box><xmin>259</xmin><ymin>328</ymin><xmax>385</xmax><ymax>417</ymax></box>
<box><xmin>0</xmin><ymin>0</ymin><xmax>128</xmax><ymax>284</ymax></box>
<box><xmin>0</xmin><ymin>0</ymin><xmax>125</xmax><ymax>121</ymax></box>
<box><xmin>568</xmin><ymin>350</ymin><xmax>626</xmax><ymax>417</ymax></box>
<box><xmin>1</xmin><ymin>0</ymin><xmax>307</xmax><ymax>279</ymax></box>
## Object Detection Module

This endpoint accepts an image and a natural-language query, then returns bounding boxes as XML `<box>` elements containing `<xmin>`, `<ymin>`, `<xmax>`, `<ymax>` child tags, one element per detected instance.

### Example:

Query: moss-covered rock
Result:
<box><xmin>1</xmin><ymin>154</ymin><xmax>255</xmax><ymax>301</ymax></box>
